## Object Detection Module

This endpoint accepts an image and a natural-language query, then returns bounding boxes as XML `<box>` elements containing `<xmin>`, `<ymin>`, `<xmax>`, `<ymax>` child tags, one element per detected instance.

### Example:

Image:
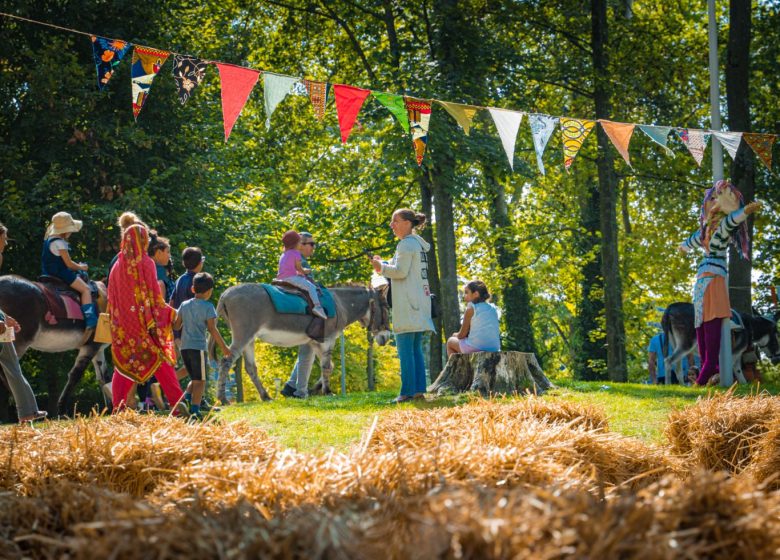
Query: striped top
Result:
<box><xmin>682</xmin><ymin>208</ymin><xmax>747</xmax><ymax>278</ymax></box>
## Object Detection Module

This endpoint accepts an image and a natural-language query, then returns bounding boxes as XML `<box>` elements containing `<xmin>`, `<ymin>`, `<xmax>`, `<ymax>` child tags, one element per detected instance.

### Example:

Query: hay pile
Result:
<box><xmin>664</xmin><ymin>389</ymin><xmax>780</xmax><ymax>474</ymax></box>
<box><xmin>2</xmin><ymin>394</ymin><xmax>780</xmax><ymax>558</ymax></box>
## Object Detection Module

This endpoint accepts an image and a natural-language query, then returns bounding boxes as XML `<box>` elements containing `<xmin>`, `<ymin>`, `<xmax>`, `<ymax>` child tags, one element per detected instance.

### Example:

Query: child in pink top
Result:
<box><xmin>276</xmin><ymin>230</ymin><xmax>327</xmax><ymax>319</ymax></box>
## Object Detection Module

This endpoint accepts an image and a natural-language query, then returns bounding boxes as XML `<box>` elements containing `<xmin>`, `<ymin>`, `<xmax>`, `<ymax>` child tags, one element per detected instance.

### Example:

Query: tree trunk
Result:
<box><xmin>429</xmin><ymin>351</ymin><xmax>552</xmax><ymax>396</ymax></box>
<box><xmin>726</xmin><ymin>0</ymin><xmax>755</xmax><ymax>314</ymax></box>
<box><xmin>430</xmin><ymin>167</ymin><xmax>461</xmax><ymax>338</ymax></box>
<box><xmin>0</xmin><ymin>381</ymin><xmax>9</xmax><ymax>423</ymax></box>
<box><xmin>591</xmin><ymin>0</ymin><xmax>627</xmax><ymax>381</ymax></box>
<box><xmin>420</xmin><ymin>173</ymin><xmax>443</xmax><ymax>380</ymax></box>
<box><xmin>484</xmin><ymin>167</ymin><xmax>539</xmax><ymax>358</ymax></box>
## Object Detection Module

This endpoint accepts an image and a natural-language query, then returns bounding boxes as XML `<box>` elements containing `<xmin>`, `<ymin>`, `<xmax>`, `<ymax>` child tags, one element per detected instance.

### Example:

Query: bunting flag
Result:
<box><xmin>333</xmin><ymin>84</ymin><xmax>371</xmax><ymax>144</ymax></box>
<box><xmin>405</xmin><ymin>97</ymin><xmax>432</xmax><ymax>166</ymax></box>
<box><xmin>171</xmin><ymin>55</ymin><xmax>207</xmax><ymax>105</ymax></box>
<box><xmin>529</xmin><ymin>114</ymin><xmax>558</xmax><ymax>175</ymax></box>
<box><xmin>600</xmin><ymin>120</ymin><xmax>636</xmax><ymax>167</ymax></box>
<box><xmin>91</xmin><ymin>36</ymin><xmax>131</xmax><ymax>91</ymax></box>
<box><xmin>638</xmin><ymin>125</ymin><xmax>674</xmax><ymax>156</ymax></box>
<box><xmin>130</xmin><ymin>46</ymin><xmax>170</xmax><ymax>120</ymax></box>
<box><xmin>742</xmin><ymin>132</ymin><xmax>777</xmax><ymax>170</ymax></box>
<box><xmin>372</xmin><ymin>92</ymin><xmax>410</xmax><ymax>133</ymax></box>
<box><xmin>302</xmin><ymin>79</ymin><xmax>328</xmax><ymax>121</ymax></box>
<box><xmin>215</xmin><ymin>63</ymin><xmax>260</xmax><ymax>142</ymax></box>
<box><xmin>488</xmin><ymin>108</ymin><xmax>524</xmax><ymax>170</ymax></box>
<box><xmin>712</xmin><ymin>131</ymin><xmax>743</xmax><ymax>160</ymax></box>
<box><xmin>676</xmin><ymin>128</ymin><xmax>711</xmax><ymax>167</ymax></box>
<box><xmin>436</xmin><ymin>101</ymin><xmax>479</xmax><ymax>135</ymax></box>
<box><xmin>264</xmin><ymin>73</ymin><xmax>301</xmax><ymax>129</ymax></box>
<box><xmin>561</xmin><ymin>117</ymin><xmax>596</xmax><ymax>172</ymax></box>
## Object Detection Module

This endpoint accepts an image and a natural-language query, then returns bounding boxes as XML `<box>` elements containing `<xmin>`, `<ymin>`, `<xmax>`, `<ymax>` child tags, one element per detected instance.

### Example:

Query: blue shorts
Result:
<box><xmin>55</xmin><ymin>269</ymin><xmax>79</xmax><ymax>286</ymax></box>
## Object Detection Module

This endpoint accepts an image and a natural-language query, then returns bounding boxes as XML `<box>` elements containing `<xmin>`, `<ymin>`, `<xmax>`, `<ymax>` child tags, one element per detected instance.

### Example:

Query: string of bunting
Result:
<box><xmin>2</xmin><ymin>12</ymin><xmax>777</xmax><ymax>173</ymax></box>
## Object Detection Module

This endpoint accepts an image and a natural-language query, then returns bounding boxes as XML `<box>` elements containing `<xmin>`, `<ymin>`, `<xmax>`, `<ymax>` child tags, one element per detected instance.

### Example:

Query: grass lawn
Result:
<box><xmin>215</xmin><ymin>378</ymin><xmax>780</xmax><ymax>452</ymax></box>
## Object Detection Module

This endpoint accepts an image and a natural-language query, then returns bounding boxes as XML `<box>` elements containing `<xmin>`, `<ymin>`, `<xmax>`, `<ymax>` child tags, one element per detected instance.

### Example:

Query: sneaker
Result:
<box><xmin>280</xmin><ymin>383</ymin><xmax>297</xmax><ymax>398</ymax></box>
<box><xmin>389</xmin><ymin>395</ymin><xmax>414</xmax><ymax>404</ymax></box>
<box><xmin>312</xmin><ymin>306</ymin><xmax>327</xmax><ymax>320</ymax></box>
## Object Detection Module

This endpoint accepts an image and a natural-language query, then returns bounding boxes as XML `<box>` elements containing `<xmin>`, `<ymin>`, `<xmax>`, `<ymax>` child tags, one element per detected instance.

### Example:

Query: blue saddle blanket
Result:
<box><xmin>261</xmin><ymin>283</ymin><xmax>336</xmax><ymax>318</ymax></box>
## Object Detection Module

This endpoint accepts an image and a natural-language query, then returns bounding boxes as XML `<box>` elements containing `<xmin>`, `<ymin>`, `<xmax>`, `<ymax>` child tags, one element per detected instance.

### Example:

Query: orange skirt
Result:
<box><xmin>701</xmin><ymin>274</ymin><xmax>730</xmax><ymax>323</ymax></box>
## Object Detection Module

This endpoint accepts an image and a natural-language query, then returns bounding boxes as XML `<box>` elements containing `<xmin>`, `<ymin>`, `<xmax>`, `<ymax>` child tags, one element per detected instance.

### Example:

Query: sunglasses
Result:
<box><xmin>301</xmin><ymin>241</ymin><xmax>317</xmax><ymax>247</ymax></box>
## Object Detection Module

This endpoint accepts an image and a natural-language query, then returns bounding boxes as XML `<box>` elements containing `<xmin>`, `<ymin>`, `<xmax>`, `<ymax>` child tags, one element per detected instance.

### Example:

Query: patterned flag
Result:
<box><xmin>91</xmin><ymin>36</ymin><xmax>131</xmax><ymax>91</ymax></box>
<box><xmin>405</xmin><ymin>97</ymin><xmax>432</xmax><ymax>166</ymax></box>
<box><xmin>488</xmin><ymin>108</ymin><xmax>524</xmax><ymax>171</ymax></box>
<box><xmin>529</xmin><ymin>114</ymin><xmax>558</xmax><ymax>175</ymax></box>
<box><xmin>171</xmin><ymin>55</ymin><xmax>207</xmax><ymax>105</ymax></box>
<box><xmin>333</xmin><ymin>84</ymin><xmax>371</xmax><ymax>144</ymax></box>
<box><xmin>638</xmin><ymin>125</ymin><xmax>674</xmax><ymax>156</ymax></box>
<box><xmin>561</xmin><ymin>118</ymin><xmax>596</xmax><ymax>172</ymax></box>
<box><xmin>676</xmin><ymin>128</ymin><xmax>711</xmax><ymax>167</ymax></box>
<box><xmin>215</xmin><ymin>63</ymin><xmax>261</xmax><ymax>142</ymax></box>
<box><xmin>302</xmin><ymin>79</ymin><xmax>328</xmax><ymax>121</ymax></box>
<box><xmin>742</xmin><ymin>133</ymin><xmax>777</xmax><ymax>170</ymax></box>
<box><xmin>712</xmin><ymin>131</ymin><xmax>743</xmax><ymax>160</ymax></box>
<box><xmin>600</xmin><ymin>120</ymin><xmax>636</xmax><ymax>167</ymax></box>
<box><xmin>264</xmin><ymin>73</ymin><xmax>301</xmax><ymax>129</ymax></box>
<box><xmin>130</xmin><ymin>46</ymin><xmax>170</xmax><ymax>120</ymax></box>
<box><xmin>372</xmin><ymin>92</ymin><xmax>410</xmax><ymax>133</ymax></box>
<box><xmin>436</xmin><ymin>101</ymin><xmax>479</xmax><ymax>135</ymax></box>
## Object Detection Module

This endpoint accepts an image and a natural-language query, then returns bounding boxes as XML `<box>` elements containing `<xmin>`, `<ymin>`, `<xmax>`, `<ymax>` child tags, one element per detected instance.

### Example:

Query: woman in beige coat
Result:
<box><xmin>372</xmin><ymin>209</ymin><xmax>435</xmax><ymax>402</ymax></box>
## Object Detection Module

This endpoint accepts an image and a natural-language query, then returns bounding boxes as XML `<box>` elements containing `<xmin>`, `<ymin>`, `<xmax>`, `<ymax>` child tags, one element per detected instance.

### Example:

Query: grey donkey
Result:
<box><xmin>211</xmin><ymin>283</ymin><xmax>392</xmax><ymax>401</ymax></box>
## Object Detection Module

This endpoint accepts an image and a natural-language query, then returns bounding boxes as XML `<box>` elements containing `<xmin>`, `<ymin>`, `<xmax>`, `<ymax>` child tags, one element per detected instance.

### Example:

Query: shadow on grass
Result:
<box><xmin>551</xmin><ymin>377</ymin><xmax>780</xmax><ymax>401</ymax></box>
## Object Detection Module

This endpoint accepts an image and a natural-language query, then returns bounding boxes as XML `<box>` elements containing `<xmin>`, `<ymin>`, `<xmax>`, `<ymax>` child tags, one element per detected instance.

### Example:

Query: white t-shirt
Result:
<box><xmin>48</xmin><ymin>238</ymin><xmax>69</xmax><ymax>256</ymax></box>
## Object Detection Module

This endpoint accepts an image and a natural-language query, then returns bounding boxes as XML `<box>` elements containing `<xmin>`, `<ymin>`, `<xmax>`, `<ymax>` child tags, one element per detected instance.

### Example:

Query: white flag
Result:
<box><xmin>529</xmin><ymin>114</ymin><xmax>558</xmax><ymax>174</ymax></box>
<box><xmin>264</xmin><ymin>73</ymin><xmax>301</xmax><ymax>129</ymax></box>
<box><xmin>712</xmin><ymin>131</ymin><xmax>743</xmax><ymax>160</ymax></box>
<box><xmin>488</xmin><ymin>108</ymin><xmax>524</xmax><ymax>171</ymax></box>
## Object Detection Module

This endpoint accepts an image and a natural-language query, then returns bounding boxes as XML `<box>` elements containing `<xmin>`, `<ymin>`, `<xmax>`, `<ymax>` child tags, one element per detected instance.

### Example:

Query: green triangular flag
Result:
<box><xmin>372</xmin><ymin>92</ymin><xmax>410</xmax><ymax>133</ymax></box>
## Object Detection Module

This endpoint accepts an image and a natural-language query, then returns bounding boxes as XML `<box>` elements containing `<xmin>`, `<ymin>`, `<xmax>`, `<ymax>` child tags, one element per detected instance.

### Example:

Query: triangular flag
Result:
<box><xmin>333</xmin><ymin>84</ymin><xmax>371</xmax><ymax>144</ymax></box>
<box><xmin>405</xmin><ymin>97</ymin><xmax>432</xmax><ymax>166</ymax></box>
<box><xmin>91</xmin><ymin>36</ymin><xmax>131</xmax><ymax>91</ymax></box>
<box><xmin>561</xmin><ymin>118</ymin><xmax>596</xmax><ymax>172</ymax></box>
<box><xmin>372</xmin><ymin>92</ymin><xmax>410</xmax><ymax>133</ymax></box>
<box><xmin>130</xmin><ymin>46</ymin><xmax>169</xmax><ymax>120</ymax></box>
<box><xmin>436</xmin><ymin>101</ymin><xmax>479</xmax><ymax>135</ymax></box>
<box><xmin>712</xmin><ymin>131</ymin><xmax>743</xmax><ymax>160</ymax></box>
<box><xmin>215</xmin><ymin>63</ymin><xmax>260</xmax><ymax>142</ymax></box>
<box><xmin>171</xmin><ymin>55</ymin><xmax>207</xmax><ymax>105</ymax></box>
<box><xmin>488</xmin><ymin>108</ymin><xmax>524</xmax><ymax>171</ymax></box>
<box><xmin>528</xmin><ymin>114</ymin><xmax>558</xmax><ymax>175</ymax></box>
<box><xmin>302</xmin><ymin>79</ymin><xmax>328</xmax><ymax>121</ymax></box>
<box><xmin>742</xmin><ymin>132</ymin><xmax>777</xmax><ymax>170</ymax></box>
<box><xmin>264</xmin><ymin>73</ymin><xmax>301</xmax><ymax>129</ymax></box>
<box><xmin>638</xmin><ymin>125</ymin><xmax>674</xmax><ymax>156</ymax></box>
<box><xmin>676</xmin><ymin>128</ymin><xmax>711</xmax><ymax>167</ymax></box>
<box><xmin>600</xmin><ymin>120</ymin><xmax>636</xmax><ymax>167</ymax></box>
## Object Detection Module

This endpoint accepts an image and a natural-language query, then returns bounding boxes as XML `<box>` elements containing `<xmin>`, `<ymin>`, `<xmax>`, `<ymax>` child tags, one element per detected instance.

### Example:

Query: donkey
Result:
<box><xmin>212</xmin><ymin>283</ymin><xmax>392</xmax><ymax>402</ymax></box>
<box><xmin>662</xmin><ymin>302</ymin><xmax>780</xmax><ymax>384</ymax></box>
<box><xmin>0</xmin><ymin>275</ymin><xmax>110</xmax><ymax>415</ymax></box>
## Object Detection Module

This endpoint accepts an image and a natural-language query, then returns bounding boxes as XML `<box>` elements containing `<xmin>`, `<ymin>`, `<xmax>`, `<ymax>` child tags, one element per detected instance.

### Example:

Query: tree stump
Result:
<box><xmin>428</xmin><ymin>351</ymin><xmax>552</xmax><ymax>396</ymax></box>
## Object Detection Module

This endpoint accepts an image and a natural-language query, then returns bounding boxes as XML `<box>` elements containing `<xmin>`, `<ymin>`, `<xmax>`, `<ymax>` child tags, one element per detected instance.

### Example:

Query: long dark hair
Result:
<box><xmin>466</xmin><ymin>280</ymin><xmax>490</xmax><ymax>303</ymax></box>
<box><xmin>394</xmin><ymin>209</ymin><xmax>427</xmax><ymax>230</ymax></box>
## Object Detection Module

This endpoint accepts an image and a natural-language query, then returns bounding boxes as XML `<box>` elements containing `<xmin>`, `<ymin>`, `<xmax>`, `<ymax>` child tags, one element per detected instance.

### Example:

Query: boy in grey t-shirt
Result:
<box><xmin>173</xmin><ymin>273</ymin><xmax>230</xmax><ymax>418</ymax></box>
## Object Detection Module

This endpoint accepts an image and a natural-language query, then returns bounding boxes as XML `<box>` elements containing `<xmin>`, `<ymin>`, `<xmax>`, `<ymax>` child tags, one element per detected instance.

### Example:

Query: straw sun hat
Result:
<box><xmin>45</xmin><ymin>211</ymin><xmax>83</xmax><ymax>238</ymax></box>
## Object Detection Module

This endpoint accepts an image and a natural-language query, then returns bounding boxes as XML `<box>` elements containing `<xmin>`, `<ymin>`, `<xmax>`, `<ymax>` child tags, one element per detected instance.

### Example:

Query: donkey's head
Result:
<box><xmin>763</xmin><ymin>312</ymin><xmax>780</xmax><ymax>364</ymax></box>
<box><xmin>362</xmin><ymin>286</ymin><xmax>392</xmax><ymax>346</ymax></box>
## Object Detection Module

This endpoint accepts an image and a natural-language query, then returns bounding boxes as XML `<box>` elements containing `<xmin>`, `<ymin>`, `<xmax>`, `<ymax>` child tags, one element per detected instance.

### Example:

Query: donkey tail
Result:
<box><xmin>209</xmin><ymin>296</ymin><xmax>230</xmax><ymax>361</ymax></box>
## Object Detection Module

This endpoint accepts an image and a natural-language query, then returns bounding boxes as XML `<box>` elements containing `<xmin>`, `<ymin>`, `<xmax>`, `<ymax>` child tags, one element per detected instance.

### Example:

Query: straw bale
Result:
<box><xmin>746</xmin><ymin>414</ymin><xmax>780</xmax><ymax>490</ymax></box>
<box><xmin>0</xmin><ymin>412</ymin><xmax>277</xmax><ymax>497</ymax></box>
<box><xmin>664</xmin><ymin>390</ymin><xmax>780</xmax><ymax>474</ymax></box>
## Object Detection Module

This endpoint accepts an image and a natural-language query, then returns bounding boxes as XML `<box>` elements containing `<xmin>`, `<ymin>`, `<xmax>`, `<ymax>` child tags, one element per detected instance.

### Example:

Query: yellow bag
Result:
<box><xmin>94</xmin><ymin>313</ymin><xmax>112</xmax><ymax>344</ymax></box>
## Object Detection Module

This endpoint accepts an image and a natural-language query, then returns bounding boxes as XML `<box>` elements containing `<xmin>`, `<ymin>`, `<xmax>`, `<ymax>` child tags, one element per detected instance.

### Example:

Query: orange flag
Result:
<box><xmin>599</xmin><ymin>120</ymin><xmax>635</xmax><ymax>167</ymax></box>
<box><xmin>742</xmin><ymin>133</ymin><xmax>777</xmax><ymax>170</ymax></box>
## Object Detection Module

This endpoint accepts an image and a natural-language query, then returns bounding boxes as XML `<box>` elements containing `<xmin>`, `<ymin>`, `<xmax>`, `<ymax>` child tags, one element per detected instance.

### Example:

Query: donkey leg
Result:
<box><xmin>242</xmin><ymin>346</ymin><xmax>272</xmax><ymax>401</ymax></box>
<box><xmin>314</xmin><ymin>343</ymin><xmax>335</xmax><ymax>396</ymax></box>
<box><xmin>91</xmin><ymin>346</ymin><xmax>112</xmax><ymax>412</ymax></box>
<box><xmin>58</xmin><ymin>346</ymin><xmax>97</xmax><ymax>417</ymax></box>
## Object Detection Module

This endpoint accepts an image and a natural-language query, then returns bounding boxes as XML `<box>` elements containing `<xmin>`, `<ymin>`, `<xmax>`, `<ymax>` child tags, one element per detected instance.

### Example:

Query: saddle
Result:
<box><xmin>262</xmin><ymin>281</ymin><xmax>336</xmax><ymax>343</ymax></box>
<box><xmin>35</xmin><ymin>275</ymin><xmax>100</xmax><ymax>326</ymax></box>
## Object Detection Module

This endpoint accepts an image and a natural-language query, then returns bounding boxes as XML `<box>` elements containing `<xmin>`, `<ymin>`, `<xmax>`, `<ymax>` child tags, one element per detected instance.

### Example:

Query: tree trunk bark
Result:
<box><xmin>726</xmin><ymin>0</ymin><xmax>755</xmax><ymax>314</ymax></box>
<box><xmin>430</xmin><ymin>167</ymin><xmax>461</xmax><ymax>338</ymax></box>
<box><xmin>591</xmin><ymin>0</ymin><xmax>627</xmax><ymax>381</ymax></box>
<box><xmin>484</xmin><ymin>167</ymin><xmax>539</xmax><ymax>358</ymax></box>
<box><xmin>420</xmin><ymin>173</ymin><xmax>443</xmax><ymax>380</ymax></box>
<box><xmin>429</xmin><ymin>351</ymin><xmax>552</xmax><ymax>396</ymax></box>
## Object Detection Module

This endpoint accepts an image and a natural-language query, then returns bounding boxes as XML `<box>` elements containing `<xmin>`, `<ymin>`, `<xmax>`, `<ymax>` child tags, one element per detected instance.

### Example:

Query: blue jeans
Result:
<box><xmin>395</xmin><ymin>331</ymin><xmax>427</xmax><ymax>396</ymax></box>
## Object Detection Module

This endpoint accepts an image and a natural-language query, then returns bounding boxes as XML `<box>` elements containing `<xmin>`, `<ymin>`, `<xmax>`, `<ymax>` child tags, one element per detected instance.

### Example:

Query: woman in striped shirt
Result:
<box><xmin>679</xmin><ymin>180</ymin><xmax>761</xmax><ymax>385</ymax></box>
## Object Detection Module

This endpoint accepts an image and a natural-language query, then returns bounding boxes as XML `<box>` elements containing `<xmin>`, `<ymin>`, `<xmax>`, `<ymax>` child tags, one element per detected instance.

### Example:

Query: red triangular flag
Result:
<box><xmin>333</xmin><ymin>84</ymin><xmax>371</xmax><ymax>144</ymax></box>
<box><xmin>215</xmin><ymin>63</ymin><xmax>260</xmax><ymax>142</ymax></box>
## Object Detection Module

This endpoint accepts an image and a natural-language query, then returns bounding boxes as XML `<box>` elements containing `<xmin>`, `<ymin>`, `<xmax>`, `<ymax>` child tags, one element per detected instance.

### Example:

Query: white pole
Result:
<box><xmin>708</xmin><ymin>0</ymin><xmax>724</xmax><ymax>181</ymax></box>
<box><xmin>340</xmin><ymin>332</ymin><xmax>346</xmax><ymax>395</ymax></box>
